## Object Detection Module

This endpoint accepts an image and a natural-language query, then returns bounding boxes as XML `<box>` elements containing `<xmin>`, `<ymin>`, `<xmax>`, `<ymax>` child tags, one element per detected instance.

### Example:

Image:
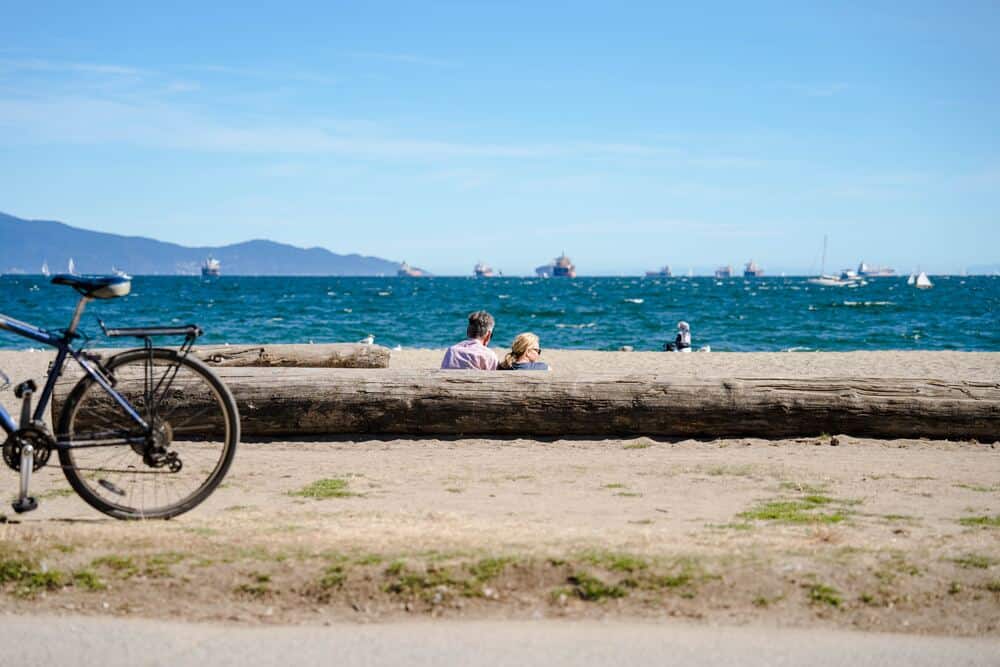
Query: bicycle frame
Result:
<box><xmin>0</xmin><ymin>310</ymin><xmax>148</xmax><ymax>445</ymax></box>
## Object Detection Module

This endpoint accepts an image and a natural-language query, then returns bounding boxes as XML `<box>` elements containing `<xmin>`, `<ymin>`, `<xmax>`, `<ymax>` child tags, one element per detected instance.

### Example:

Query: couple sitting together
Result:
<box><xmin>440</xmin><ymin>311</ymin><xmax>550</xmax><ymax>371</ymax></box>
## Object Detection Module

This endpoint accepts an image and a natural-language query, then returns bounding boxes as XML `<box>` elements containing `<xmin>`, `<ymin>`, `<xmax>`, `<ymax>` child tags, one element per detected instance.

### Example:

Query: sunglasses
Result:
<box><xmin>531</xmin><ymin>347</ymin><xmax>542</xmax><ymax>354</ymax></box>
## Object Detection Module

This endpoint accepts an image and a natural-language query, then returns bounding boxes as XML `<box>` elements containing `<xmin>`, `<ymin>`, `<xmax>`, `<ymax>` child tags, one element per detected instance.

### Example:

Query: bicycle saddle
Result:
<box><xmin>51</xmin><ymin>274</ymin><xmax>132</xmax><ymax>299</ymax></box>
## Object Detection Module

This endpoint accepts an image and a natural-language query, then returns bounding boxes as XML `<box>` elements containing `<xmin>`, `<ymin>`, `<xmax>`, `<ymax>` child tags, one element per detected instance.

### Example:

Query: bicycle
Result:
<box><xmin>1</xmin><ymin>274</ymin><xmax>239</xmax><ymax>519</ymax></box>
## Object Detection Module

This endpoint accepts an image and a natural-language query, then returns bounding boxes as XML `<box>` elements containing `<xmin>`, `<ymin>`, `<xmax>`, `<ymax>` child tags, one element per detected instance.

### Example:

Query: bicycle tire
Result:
<box><xmin>57</xmin><ymin>348</ymin><xmax>239</xmax><ymax>519</ymax></box>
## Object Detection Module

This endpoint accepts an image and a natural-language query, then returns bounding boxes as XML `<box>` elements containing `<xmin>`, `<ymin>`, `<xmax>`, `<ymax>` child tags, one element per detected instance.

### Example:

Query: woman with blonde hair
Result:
<box><xmin>498</xmin><ymin>332</ymin><xmax>550</xmax><ymax>371</ymax></box>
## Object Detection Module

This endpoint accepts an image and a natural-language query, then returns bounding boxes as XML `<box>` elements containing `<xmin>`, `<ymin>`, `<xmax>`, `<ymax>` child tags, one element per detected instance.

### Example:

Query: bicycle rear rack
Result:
<box><xmin>99</xmin><ymin>320</ymin><xmax>203</xmax><ymax>339</ymax></box>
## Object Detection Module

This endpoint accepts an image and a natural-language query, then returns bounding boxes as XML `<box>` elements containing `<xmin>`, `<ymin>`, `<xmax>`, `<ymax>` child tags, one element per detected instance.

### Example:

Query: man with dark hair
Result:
<box><xmin>440</xmin><ymin>310</ymin><xmax>498</xmax><ymax>370</ymax></box>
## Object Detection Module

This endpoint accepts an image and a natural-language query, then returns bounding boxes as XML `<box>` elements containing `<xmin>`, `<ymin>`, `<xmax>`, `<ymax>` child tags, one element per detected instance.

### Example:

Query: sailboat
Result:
<box><xmin>68</xmin><ymin>258</ymin><xmax>77</xmax><ymax>275</ymax></box>
<box><xmin>807</xmin><ymin>235</ymin><xmax>856</xmax><ymax>287</ymax></box>
<box><xmin>907</xmin><ymin>273</ymin><xmax>916</xmax><ymax>285</ymax></box>
<box><xmin>40</xmin><ymin>260</ymin><xmax>50</xmax><ymax>277</ymax></box>
<box><xmin>914</xmin><ymin>272</ymin><xmax>933</xmax><ymax>289</ymax></box>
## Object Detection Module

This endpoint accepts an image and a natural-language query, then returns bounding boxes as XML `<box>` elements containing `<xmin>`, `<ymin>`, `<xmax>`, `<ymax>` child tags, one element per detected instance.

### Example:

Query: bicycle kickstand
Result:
<box><xmin>11</xmin><ymin>380</ymin><xmax>38</xmax><ymax>513</ymax></box>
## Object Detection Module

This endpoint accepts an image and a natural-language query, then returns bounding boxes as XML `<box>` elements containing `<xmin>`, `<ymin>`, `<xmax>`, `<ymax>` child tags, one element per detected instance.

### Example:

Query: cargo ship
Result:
<box><xmin>714</xmin><ymin>265</ymin><xmax>733</xmax><ymax>278</ymax></box>
<box><xmin>857</xmin><ymin>261</ymin><xmax>896</xmax><ymax>278</ymax></box>
<box><xmin>743</xmin><ymin>260</ymin><xmax>764</xmax><ymax>278</ymax></box>
<box><xmin>397</xmin><ymin>261</ymin><xmax>428</xmax><ymax>277</ymax></box>
<box><xmin>644</xmin><ymin>265</ymin><xmax>673</xmax><ymax>277</ymax></box>
<box><xmin>536</xmin><ymin>252</ymin><xmax>576</xmax><ymax>278</ymax></box>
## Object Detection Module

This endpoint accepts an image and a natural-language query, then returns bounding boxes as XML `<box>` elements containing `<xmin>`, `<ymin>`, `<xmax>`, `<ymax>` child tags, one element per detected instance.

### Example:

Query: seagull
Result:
<box><xmin>358</xmin><ymin>334</ymin><xmax>375</xmax><ymax>345</ymax></box>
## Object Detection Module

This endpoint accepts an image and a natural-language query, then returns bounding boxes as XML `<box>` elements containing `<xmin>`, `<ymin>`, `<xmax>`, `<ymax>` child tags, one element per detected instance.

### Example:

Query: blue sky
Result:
<box><xmin>1</xmin><ymin>1</ymin><xmax>998</xmax><ymax>275</ymax></box>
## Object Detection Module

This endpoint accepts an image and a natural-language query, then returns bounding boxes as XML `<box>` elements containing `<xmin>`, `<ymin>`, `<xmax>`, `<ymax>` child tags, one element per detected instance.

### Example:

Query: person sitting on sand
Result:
<box><xmin>663</xmin><ymin>321</ymin><xmax>692</xmax><ymax>352</ymax></box>
<box><xmin>498</xmin><ymin>332</ymin><xmax>550</xmax><ymax>371</ymax></box>
<box><xmin>441</xmin><ymin>310</ymin><xmax>499</xmax><ymax>370</ymax></box>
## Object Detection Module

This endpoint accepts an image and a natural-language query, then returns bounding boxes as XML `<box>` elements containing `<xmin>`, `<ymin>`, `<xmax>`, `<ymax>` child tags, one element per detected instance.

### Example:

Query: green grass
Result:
<box><xmin>72</xmin><ymin>569</ymin><xmax>106</xmax><ymax>591</ymax></box>
<box><xmin>354</xmin><ymin>554</ymin><xmax>384</xmax><ymax>566</ymax></box>
<box><xmin>91</xmin><ymin>555</ymin><xmax>138</xmax><ymax>578</ymax></box>
<box><xmin>954</xmin><ymin>483</ymin><xmax>999</xmax><ymax>493</ymax></box>
<box><xmin>706</xmin><ymin>522</ymin><xmax>754</xmax><ymax>531</ymax></box>
<box><xmin>1</xmin><ymin>554</ymin><xmax>67</xmax><ymax>598</ymax></box>
<box><xmin>582</xmin><ymin>551</ymin><xmax>649</xmax><ymax>574</ymax></box>
<box><xmin>984</xmin><ymin>581</ymin><xmax>1000</xmax><ymax>593</ymax></box>
<box><xmin>0</xmin><ymin>556</ymin><xmax>33</xmax><ymax>584</ymax></box>
<box><xmin>740</xmin><ymin>496</ymin><xmax>850</xmax><ymax>524</ymax></box>
<box><xmin>567</xmin><ymin>572</ymin><xmax>627</xmax><ymax>601</ymax></box>
<box><xmin>16</xmin><ymin>570</ymin><xmax>65</xmax><ymax>598</ymax></box>
<box><xmin>958</xmin><ymin>515</ymin><xmax>1000</xmax><ymax>528</ymax></box>
<box><xmin>235</xmin><ymin>572</ymin><xmax>272</xmax><ymax>597</ymax></box>
<box><xmin>468</xmin><ymin>557</ymin><xmax>514</xmax><ymax>582</ymax></box>
<box><xmin>145</xmin><ymin>552</ymin><xmax>186</xmax><ymax>577</ymax></box>
<box><xmin>752</xmin><ymin>594</ymin><xmax>783</xmax><ymax>607</ymax></box>
<box><xmin>384</xmin><ymin>560</ymin><xmax>406</xmax><ymax>577</ymax></box>
<box><xmin>319</xmin><ymin>564</ymin><xmax>346</xmax><ymax>590</ymax></box>
<box><xmin>652</xmin><ymin>571</ymin><xmax>693</xmax><ymax>589</ymax></box>
<box><xmin>807</xmin><ymin>583</ymin><xmax>842</xmax><ymax>607</ymax></box>
<box><xmin>383</xmin><ymin>565</ymin><xmax>456</xmax><ymax>596</ymax></box>
<box><xmin>874</xmin><ymin>554</ymin><xmax>921</xmax><ymax>583</ymax></box>
<box><xmin>604</xmin><ymin>483</ymin><xmax>627</xmax><ymax>489</ymax></box>
<box><xmin>951</xmin><ymin>554</ymin><xmax>996</xmax><ymax>569</ymax></box>
<box><xmin>291</xmin><ymin>478</ymin><xmax>356</xmax><ymax>499</ymax></box>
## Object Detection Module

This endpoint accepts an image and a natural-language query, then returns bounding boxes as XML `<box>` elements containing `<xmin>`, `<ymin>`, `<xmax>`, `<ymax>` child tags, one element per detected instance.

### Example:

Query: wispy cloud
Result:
<box><xmin>180</xmin><ymin>63</ymin><xmax>339</xmax><ymax>86</ymax></box>
<box><xmin>0</xmin><ymin>93</ymin><xmax>671</xmax><ymax>161</ymax></box>
<box><xmin>0</xmin><ymin>58</ymin><xmax>145</xmax><ymax>77</ymax></box>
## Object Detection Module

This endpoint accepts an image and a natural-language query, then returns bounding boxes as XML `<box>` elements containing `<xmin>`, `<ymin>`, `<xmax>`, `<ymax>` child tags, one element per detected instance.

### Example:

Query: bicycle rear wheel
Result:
<box><xmin>57</xmin><ymin>348</ymin><xmax>239</xmax><ymax>519</ymax></box>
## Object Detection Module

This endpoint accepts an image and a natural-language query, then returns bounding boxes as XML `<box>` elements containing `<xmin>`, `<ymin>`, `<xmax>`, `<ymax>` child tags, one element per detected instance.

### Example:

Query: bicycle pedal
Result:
<box><xmin>13</xmin><ymin>380</ymin><xmax>37</xmax><ymax>400</ymax></box>
<box><xmin>12</xmin><ymin>496</ymin><xmax>38</xmax><ymax>513</ymax></box>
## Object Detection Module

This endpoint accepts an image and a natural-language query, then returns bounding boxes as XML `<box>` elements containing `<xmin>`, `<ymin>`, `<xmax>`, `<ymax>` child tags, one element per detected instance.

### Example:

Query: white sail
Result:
<box><xmin>807</xmin><ymin>235</ymin><xmax>856</xmax><ymax>286</ymax></box>
<box><xmin>68</xmin><ymin>258</ymin><xmax>76</xmax><ymax>274</ymax></box>
<box><xmin>914</xmin><ymin>272</ymin><xmax>933</xmax><ymax>289</ymax></box>
<box><xmin>41</xmin><ymin>260</ymin><xmax>50</xmax><ymax>277</ymax></box>
<box><xmin>907</xmin><ymin>273</ymin><xmax>916</xmax><ymax>285</ymax></box>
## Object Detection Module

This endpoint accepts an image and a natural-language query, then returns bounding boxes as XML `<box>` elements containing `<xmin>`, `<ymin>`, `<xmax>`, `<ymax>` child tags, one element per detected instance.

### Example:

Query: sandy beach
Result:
<box><xmin>1</xmin><ymin>349</ymin><xmax>998</xmax><ymax>635</ymax></box>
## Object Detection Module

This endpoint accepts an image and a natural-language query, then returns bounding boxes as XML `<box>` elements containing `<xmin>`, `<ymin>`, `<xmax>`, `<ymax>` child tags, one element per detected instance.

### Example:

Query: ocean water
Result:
<box><xmin>1</xmin><ymin>275</ymin><xmax>998</xmax><ymax>352</ymax></box>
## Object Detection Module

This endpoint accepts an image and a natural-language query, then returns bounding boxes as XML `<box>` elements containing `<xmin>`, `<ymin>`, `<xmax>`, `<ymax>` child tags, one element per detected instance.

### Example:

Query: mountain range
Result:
<box><xmin>0</xmin><ymin>212</ymin><xmax>404</xmax><ymax>276</ymax></box>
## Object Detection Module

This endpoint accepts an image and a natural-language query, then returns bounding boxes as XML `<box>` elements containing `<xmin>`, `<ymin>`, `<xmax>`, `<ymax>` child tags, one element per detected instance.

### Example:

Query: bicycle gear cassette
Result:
<box><xmin>2</xmin><ymin>425</ymin><xmax>55</xmax><ymax>472</ymax></box>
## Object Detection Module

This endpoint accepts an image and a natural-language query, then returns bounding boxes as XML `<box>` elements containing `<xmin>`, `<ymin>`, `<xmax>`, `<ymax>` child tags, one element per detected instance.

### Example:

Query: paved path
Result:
<box><xmin>2</xmin><ymin>616</ymin><xmax>998</xmax><ymax>666</ymax></box>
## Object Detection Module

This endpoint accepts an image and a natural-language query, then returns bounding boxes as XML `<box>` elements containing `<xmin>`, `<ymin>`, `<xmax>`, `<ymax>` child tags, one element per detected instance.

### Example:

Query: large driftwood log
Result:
<box><xmin>84</xmin><ymin>343</ymin><xmax>390</xmax><ymax>369</ymax></box>
<box><xmin>190</xmin><ymin>343</ymin><xmax>390</xmax><ymax>368</ymax></box>
<box><xmin>54</xmin><ymin>369</ymin><xmax>996</xmax><ymax>440</ymax></box>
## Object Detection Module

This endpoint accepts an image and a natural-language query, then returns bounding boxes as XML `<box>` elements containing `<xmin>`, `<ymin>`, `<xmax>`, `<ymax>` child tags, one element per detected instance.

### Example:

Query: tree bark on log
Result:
<box><xmin>190</xmin><ymin>343</ymin><xmax>390</xmax><ymax>368</ymax></box>
<box><xmin>84</xmin><ymin>343</ymin><xmax>390</xmax><ymax>369</ymax></box>
<box><xmin>54</xmin><ymin>369</ymin><xmax>998</xmax><ymax>440</ymax></box>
